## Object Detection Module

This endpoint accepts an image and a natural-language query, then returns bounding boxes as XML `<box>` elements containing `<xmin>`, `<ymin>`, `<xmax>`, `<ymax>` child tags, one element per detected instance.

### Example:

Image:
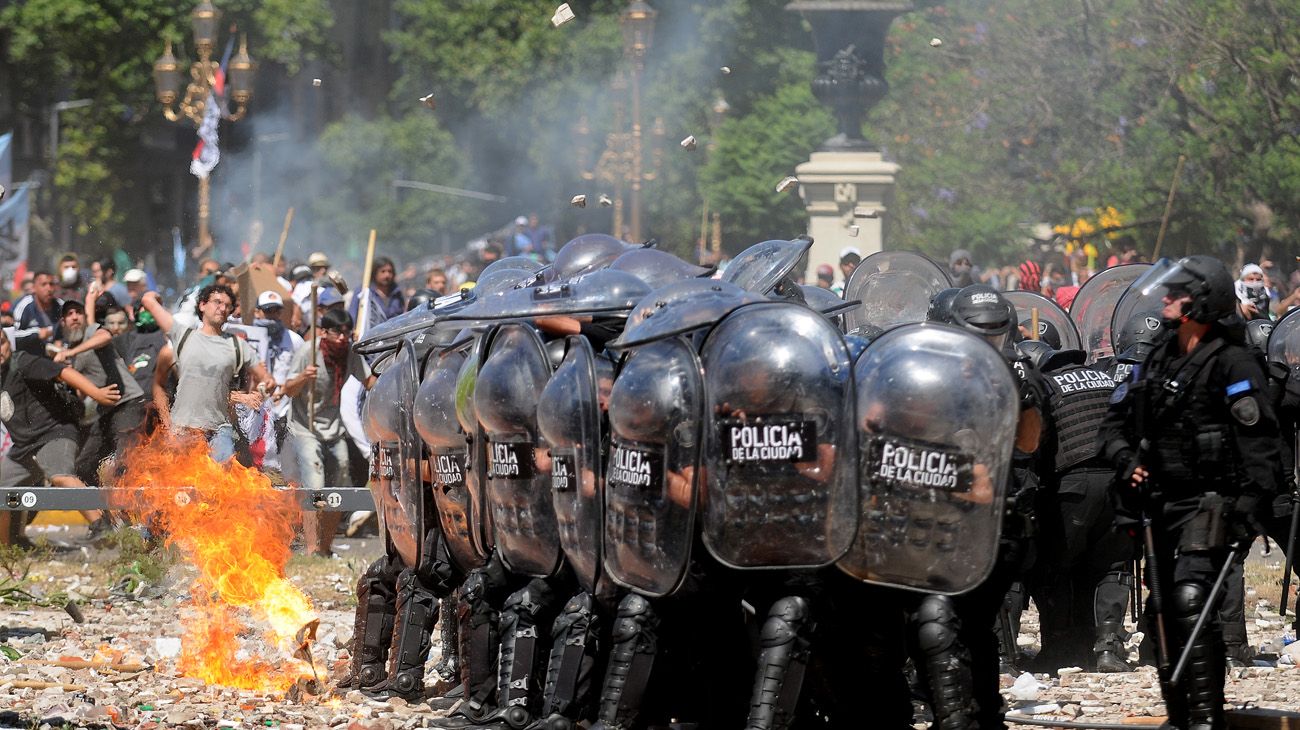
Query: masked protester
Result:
<box><xmin>1235</xmin><ymin>264</ymin><xmax>1272</xmax><ymax>321</ymax></box>
<box><xmin>949</xmin><ymin>249</ymin><xmax>976</xmax><ymax>287</ymax></box>
<box><xmin>1100</xmin><ymin>255</ymin><xmax>1282</xmax><ymax>730</ymax></box>
<box><xmin>282</xmin><ymin>308</ymin><xmax>371</xmax><ymax>556</ymax></box>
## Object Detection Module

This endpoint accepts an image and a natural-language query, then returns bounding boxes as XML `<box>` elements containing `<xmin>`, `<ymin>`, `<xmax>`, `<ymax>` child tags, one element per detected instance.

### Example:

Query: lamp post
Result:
<box><xmin>152</xmin><ymin>1</ymin><xmax>254</xmax><ymax>255</ymax></box>
<box><xmin>574</xmin><ymin>1</ymin><xmax>663</xmax><ymax>242</ymax></box>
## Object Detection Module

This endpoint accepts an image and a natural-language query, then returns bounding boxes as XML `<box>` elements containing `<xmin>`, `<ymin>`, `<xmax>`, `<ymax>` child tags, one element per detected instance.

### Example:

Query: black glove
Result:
<box><xmin>1231</xmin><ymin>493</ymin><xmax>1268</xmax><ymax>547</ymax></box>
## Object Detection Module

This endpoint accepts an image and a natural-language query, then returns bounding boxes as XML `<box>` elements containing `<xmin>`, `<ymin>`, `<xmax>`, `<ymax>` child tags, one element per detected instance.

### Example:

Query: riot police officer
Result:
<box><xmin>1100</xmin><ymin>255</ymin><xmax>1281</xmax><ymax>730</ymax></box>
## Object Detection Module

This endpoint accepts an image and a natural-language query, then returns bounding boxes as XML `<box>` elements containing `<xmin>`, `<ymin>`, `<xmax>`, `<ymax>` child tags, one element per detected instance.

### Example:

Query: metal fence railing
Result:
<box><xmin>1</xmin><ymin>487</ymin><xmax>375</xmax><ymax>513</ymax></box>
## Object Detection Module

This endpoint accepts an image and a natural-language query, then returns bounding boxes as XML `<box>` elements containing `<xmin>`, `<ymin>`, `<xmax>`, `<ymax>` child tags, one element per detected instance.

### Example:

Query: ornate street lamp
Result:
<box><xmin>619</xmin><ymin>0</ymin><xmax>657</xmax><ymax>242</ymax></box>
<box><xmin>153</xmin><ymin>2</ymin><xmax>254</xmax><ymax>255</ymax></box>
<box><xmin>620</xmin><ymin>1</ymin><xmax>657</xmax><ymax>59</ymax></box>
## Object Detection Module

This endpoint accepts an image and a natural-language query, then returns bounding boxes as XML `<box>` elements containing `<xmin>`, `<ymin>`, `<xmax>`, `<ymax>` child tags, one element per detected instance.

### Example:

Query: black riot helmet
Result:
<box><xmin>1033</xmin><ymin>319</ymin><xmax>1063</xmax><ymax>349</ymax></box>
<box><xmin>925</xmin><ymin>287</ymin><xmax>962</xmax><ymax>324</ymax></box>
<box><xmin>1015</xmin><ymin>339</ymin><xmax>1085</xmax><ymax>372</ymax></box>
<box><xmin>1114</xmin><ymin>310</ymin><xmax>1166</xmax><ymax>363</ymax></box>
<box><xmin>947</xmin><ymin>284</ymin><xmax>1016</xmax><ymax>352</ymax></box>
<box><xmin>1138</xmin><ymin>255</ymin><xmax>1236</xmax><ymax>325</ymax></box>
<box><xmin>1244</xmin><ymin>319</ymin><xmax>1274</xmax><ymax>356</ymax></box>
<box><xmin>406</xmin><ymin>288</ymin><xmax>440</xmax><ymax>312</ymax></box>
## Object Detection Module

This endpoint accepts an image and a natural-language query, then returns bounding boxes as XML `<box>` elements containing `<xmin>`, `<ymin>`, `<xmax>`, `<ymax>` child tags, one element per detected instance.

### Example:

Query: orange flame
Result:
<box><xmin>111</xmin><ymin>431</ymin><xmax>319</xmax><ymax>691</ymax></box>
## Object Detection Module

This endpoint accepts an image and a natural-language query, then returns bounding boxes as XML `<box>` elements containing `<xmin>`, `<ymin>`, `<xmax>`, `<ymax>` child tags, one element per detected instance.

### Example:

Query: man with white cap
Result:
<box><xmin>1235</xmin><ymin>263</ymin><xmax>1273</xmax><ymax>321</ymax></box>
<box><xmin>511</xmin><ymin>215</ymin><xmax>532</xmax><ymax>256</ymax></box>
<box><xmin>122</xmin><ymin>269</ymin><xmax>148</xmax><ymax>318</ymax></box>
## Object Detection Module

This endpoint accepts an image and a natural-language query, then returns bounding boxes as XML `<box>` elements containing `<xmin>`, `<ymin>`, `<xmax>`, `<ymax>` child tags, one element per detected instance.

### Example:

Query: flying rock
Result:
<box><xmin>776</xmin><ymin>176</ymin><xmax>799</xmax><ymax>194</ymax></box>
<box><xmin>854</xmin><ymin>206</ymin><xmax>880</xmax><ymax>219</ymax></box>
<box><xmin>419</xmin><ymin>94</ymin><xmax>436</xmax><ymax>110</ymax></box>
<box><xmin>680</xmin><ymin>135</ymin><xmax>697</xmax><ymax>151</ymax></box>
<box><xmin>929</xmin><ymin>37</ymin><xmax>943</xmax><ymax>47</ymax></box>
<box><xmin>599</xmin><ymin>194</ymin><xmax>613</xmax><ymax>207</ymax></box>
<box><xmin>312</xmin><ymin>78</ymin><xmax>322</xmax><ymax>87</ymax></box>
<box><xmin>570</xmin><ymin>194</ymin><xmax>587</xmax><ymax>208</ymax></box>
<box><xmin>551</xmin><ymin>3</ymin><xmax>576</xmax><ymax>27</ymax></box>
<box><xmin>848</xmin><ymin>225</ymin><xmax>860</xmax><ymax>237</ymax></box>
<box><xmin>721</xmin><ymin>66</ymin><xmax>732</xmax><ymax>75</ymax></box>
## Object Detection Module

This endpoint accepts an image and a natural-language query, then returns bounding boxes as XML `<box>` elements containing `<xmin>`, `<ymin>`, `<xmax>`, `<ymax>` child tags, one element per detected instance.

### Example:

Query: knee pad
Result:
<box><xmin>915</xmin><ymin>596</ymin><xmax>960</xmax><ymax>655</ymax></box>
<box><xmin>552</xmin><ymin>592</ymin><xmax>596</xmax><ymax>638</ymax></box>
<box><xmin>915</xmin><ymin>594</ymin><xmax>958</xmax><ymax>626</ymax></box>
<box><xmin>610</xmin><ymin>594</ymin><xmax>653</xmax><ymax>642</ymax></box>
<box><xmin>759</xmin><ymin>596</ymin><xmax>812</xmax><ymax>648</ymax></box>
<box><xmin>1170</xmin><ymin>581</ymin><xmax>1209</xmax><ymax>621</ymax></box>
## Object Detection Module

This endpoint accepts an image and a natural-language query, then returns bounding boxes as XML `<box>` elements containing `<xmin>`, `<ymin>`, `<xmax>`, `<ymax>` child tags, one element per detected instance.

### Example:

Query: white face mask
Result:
<box><xmin>60</xmin><ymin>267</ymin><xmax>79</xmax><ymax>286</ymax></box>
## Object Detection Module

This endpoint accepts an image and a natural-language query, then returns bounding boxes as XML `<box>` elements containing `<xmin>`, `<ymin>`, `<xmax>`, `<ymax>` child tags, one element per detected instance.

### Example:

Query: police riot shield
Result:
<box><xmin>799</xmin><ymin>284</ymin><xmax>860</xmax><ymax>322</ymax></box>
<box><xmin>546</xmin><ymin>234</ymin><xmax>638</xmax><ymax>283</ymax></box>
<box><xmin>604</xmin><ymin>336</ymin><xmax>704</xmax><ymax>597</ymax></box>
<box><xmin>843</xmin><ymin>251</ymin><xmax>952</xmax><ymax>333</ymax></box>
<box><xmin>414</xmin><ymin>347</ymin><xmax>489</xmax><ymax>572</ymax></box>
<box><xmin>1110</xmin><ymin>269</ymin><xmax>1168</xmax><ymax>357</ymax></box>
<box><xmin>700</xmin><ymin>303</ymin><xmax>857</xmax><ymax>568</ymax></box>
<box><xmin>608</xmin><ymin>279</ymin><xmax>765</xmax><ymax>350</ymax></box>
<box><xmin>475</xmin><ymin>324</ymin><xmax>564</xmax><ymax>578</ymax></box>
<box><xmin>837</xmin><ymin>324</ymin><xmax>1019</xmax><ymax>594</ymax></box>
<box><xmin>1068</xmin><ymin>263</ymin><xmax>1150</xmax><ymax>364</ymax></box>
<box><xmin>363</xmin><ymin>342</ymin><xmax>424</xmax><ymax>569</ymax></box>
<box><xmin>441</xmin><ymin>269</ymin><xmax>650</xmax><ymax>327</ymax></box>
<box><xmin>610</xmin><ymin>248</ymin><xmax>715</xmax><ymax>290</ymax></box>
<box><xmin>1269</xmin><ymin>306</ymin><xmax>1300</xmax><ymax>369</ymax></box>
<box><xmin>721</xmin><ymin>239</ymin><xmax>813</xmax><ymax>294</ymax></box>
<box><xmin>455</xmin><ymin>334</ymin><xmax>494</xmax><ymax>558</ymax></box>
<box><xmin>355</xmin><ymin>289</ymin><xmax>476</xmax><ymax>356</ymax></box>
<box><xmin>537</xmin><ymin>336</ymin><xmax>605</xmax><ymax>593</ymax></box>
<box><xmin>1004</xmin><ymin>291</ymin><xmax>1081</xmax><ymax>351</ymax></box>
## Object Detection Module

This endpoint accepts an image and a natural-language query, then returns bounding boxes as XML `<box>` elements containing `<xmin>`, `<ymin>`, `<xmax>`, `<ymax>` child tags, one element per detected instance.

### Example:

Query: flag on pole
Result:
<box><xmin>189</xmin><ymin>36</ymin><xmax>236</xmax><ymax>180</ymax></box>
<box><xmin>0</xmin><ymin>185</ymin><xmax>31</xmax><ymax>293</ymax></box>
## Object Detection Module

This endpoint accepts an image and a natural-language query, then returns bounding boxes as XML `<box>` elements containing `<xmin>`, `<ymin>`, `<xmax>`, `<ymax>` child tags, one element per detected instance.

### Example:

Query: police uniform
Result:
<box><xmin>1099</xmin><ymin>258</ymin><xmax>1281</xmax><ymax>730</ymax></box>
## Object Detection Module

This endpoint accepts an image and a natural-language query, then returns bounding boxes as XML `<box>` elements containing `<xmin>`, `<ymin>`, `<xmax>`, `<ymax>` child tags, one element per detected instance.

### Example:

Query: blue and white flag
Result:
<box><xmin>0</xmin><ymin>185</ymin><xmax>30</xmax><ymax>291</ymax></box>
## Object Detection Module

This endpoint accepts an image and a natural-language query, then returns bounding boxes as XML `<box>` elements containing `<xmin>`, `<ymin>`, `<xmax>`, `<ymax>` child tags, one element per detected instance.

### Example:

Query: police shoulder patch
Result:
<box><xmin>1230</xmin><ymin>396</ymin><xmax>1260</xmax><ymax>426</ymax></box>
<box><xmin>1226</xmin><ymin>379</ymin><xmax>1254</xmax><ymax>397</ymax></box>
<box><xmin>1109</xmin><ymin>383</ymin><xmax>1128</xmax><ymax>404</ymax></box>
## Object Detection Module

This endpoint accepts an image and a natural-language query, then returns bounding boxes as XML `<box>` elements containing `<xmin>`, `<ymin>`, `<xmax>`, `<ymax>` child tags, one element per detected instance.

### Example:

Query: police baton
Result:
<box><xmin>1141</xmin><ymin>515</ymin><xmax>1171</xmax><ymax>672</ymax></box>
<box><xmin>1280</xmin><ymin>489</ymin><xmax>1299</xmax><ymax>618</ymax></box>
<box><xmin>1169</xmin><ymin>544</ymin><xmax>1244</xmax><ymax>685</ymax></box>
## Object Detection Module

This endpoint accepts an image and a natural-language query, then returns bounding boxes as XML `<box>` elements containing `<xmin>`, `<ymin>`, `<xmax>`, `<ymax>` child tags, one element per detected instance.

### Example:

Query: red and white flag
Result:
<box><xmin>189</xmin><ymin>37</ymin><xmax>234</xmax><ymax>180</ymax></box>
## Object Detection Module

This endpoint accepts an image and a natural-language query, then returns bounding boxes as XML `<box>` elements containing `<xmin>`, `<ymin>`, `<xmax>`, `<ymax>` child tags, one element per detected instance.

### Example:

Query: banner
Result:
<box><xmin>0</xmin><ymin>132</ymin><xmax>12</xmax><ymax>191</ymax></box>
<box><xmin>0</xmin><ymin>185</ymin><xmax>30</xmax><ymax>292</ymax></box>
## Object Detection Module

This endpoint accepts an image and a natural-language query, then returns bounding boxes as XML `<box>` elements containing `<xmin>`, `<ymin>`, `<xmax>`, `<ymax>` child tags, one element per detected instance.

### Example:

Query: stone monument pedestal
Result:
<box><xmin>796</xmin><ymin>149</ymin><xmax>898</xmax><ymax>283</ymax></box>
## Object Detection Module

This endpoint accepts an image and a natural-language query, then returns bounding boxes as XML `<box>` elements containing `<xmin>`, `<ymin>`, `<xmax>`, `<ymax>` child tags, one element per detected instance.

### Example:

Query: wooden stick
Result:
<box><xmin>309</xmin><ymin>284</ymin><xmax>319</xmax><ymax>429</ymax></box>
<box><xmin>1152</xmin><ymin>155</ymin><xmax>1186</xmax><ymax>261</ymax></box>
<box><xmin>272</xmin><ymin>207</ymin><xmax>295</xmax><ymax>270</ymax></box>
<box><xmin>20</xmin><ymin>659</ymin><xmax>150</xmax><ymax>673</ymax></box>
<box><xmin>356</xmin><ymin>229</ymin><xmax>377</xmax><ymax>341</ymax></box>
<box><xmin>1030</xmin><ymin>308</ymin><xmax>1040</xmax><ymax>341</ymax></box>
<box><xmin>4</xmin><ymin>680</ymin><xmax>89</xmax><ymax>691</ymax></box>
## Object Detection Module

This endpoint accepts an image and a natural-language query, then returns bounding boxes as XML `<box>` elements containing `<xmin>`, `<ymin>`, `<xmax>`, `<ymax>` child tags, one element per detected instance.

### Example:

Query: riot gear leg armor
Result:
<box><xmin>1218</xmin><ymin>559</ymin><xmax>1251</xmax><ymax>667</ymax></box>
<box><xmin>1093</xmin><ymin>570</ymin><xmax>1133</xmax><ymax>672</ymax></box>
<box><xmin>494</xmin><ymin>579</ymin><xmax>563</xmax><ymax>727</ymax></box>
<box><xmin>538</xmin><ymin>591</ymin><xmax>601</xmax><ymax>724</ymax></box>
<box><xmin>345</xmin><ymin>556</ymin><xmax>400</xmax><ymax>692</ymax></box>
<box><xmin>1169</xmin><ymin>581</ymin><xmax>1226</xmax><ymax>730</ymax></box>
<box><xmin>913</xmin><ymin>595</ymin><xmax>977</xmax><ymax>730</ymax></box>
<box><xmin>745</xmin><ymin>596</ymin><xmax>814</xmax><ymax>730</ymax></box>
<box><xmin>454</xmin><ymin>563</ymin><xmax>507</xmax><ymax>720</ymax></box>
<box><xmin>435</xmin><ymin>595</ymin><xmax>463</xmax><ymax>684</ymax></box>
<box><xmin>591</xmin><ymin>593</ymin><xmax>658</xmax><ymax>730</ymax></box>
<box><xmin>381</xmin><ymin>567</ymin><xmax>439</xmax><ymax>699</ymax></box>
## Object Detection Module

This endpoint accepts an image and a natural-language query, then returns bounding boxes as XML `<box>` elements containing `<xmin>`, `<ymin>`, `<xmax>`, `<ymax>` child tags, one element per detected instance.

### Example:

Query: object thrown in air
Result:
<box><xmin>848</xmin><ymin>225</ymin><xmax>860</xmax><ymax>237</ymax></box>
<box><xmin>776</xmin><ymin>176</ymin><xmax>799</xmax><ymax>194</ymax></box>
<box><xmin>420</xmin><ymin>94</ymin><xmax>436</xmax><ymax>110</ymax></box>
<box><xmin>721</xmin><ymin>66</ymin><xmax>732</xmax><ymax>75</ymax></box>
<box><xmin>551</xmin><ymin>3</ymin><xmax>576</xmax><ymax>27</ymax></box>
<box><xmin>680</xmin><ymin>135</ymin><xmax>698</xmax><ymax>151</ymax></box>
<box><xmin>854</xmin><ymin>206</ymin><xmax>880</xmax><ymax>219</ymax></box>
<box><xmin>312</xmin><ymin>78</ymin><xmax>322</xmax><ymax>87</ymax></box>
<box><xmin>571</xmin><ymin>194</ymin><xmax>587</xmax><ymax>208</ymax></box>
<box><xmin>0</xmin><ymin>185</ymin><xmax>5</xmax><ymax>203</ymax></box>
<box><xmin>929</xmin><ymin>37</ymin><xmax>943</xmax><ymax>47</ymax></box>
<box><xmin>599</xmin><ymin>194</ymin><xmax>613</xmax><ymax>207</ymax></box>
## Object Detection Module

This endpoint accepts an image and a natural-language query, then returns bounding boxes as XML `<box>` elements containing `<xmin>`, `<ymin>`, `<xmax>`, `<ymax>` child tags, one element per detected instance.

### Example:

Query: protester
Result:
<box><xmin>524</xmin><ymin>213</ymin><xmax>554</xmax><ymax>260</ymax></box>
<box><xmin>139</xmin><ymin>286</ymin><xmax>274</xmax><ymax>463</ymax></box>
<box><xmin>348</xmin><ymin>256</ymin><xmax>405</xmax><ymax>335</ymax></box>
<box><xmin>56</xmin><ymin>254</ymin><xmax>87</xmax><ymax>302</ymax></box>
<box><xmin>425</xmin><ymin>268</ymin><xmax>448</xmax><ymax>296</ymax></box>
<box><xmin>282</xmin><ymin>309</ymin><xmax>371</xmax><ymax>556</ymax></box>
<box><xmin>53</xmin><ymin>296</ymin><xmax>146</xmax><ymax>487</ymax></box>
<box><xmin>14</xmin><ymin>271</ymin><xmax>62</xmax><ymax>347</ymax></box>
<box><xmin>94</xmin><ymin>257</ymin><xmax>131</xmax><ymax>308</ymax></box>
<box><xmin>948</xmin><ymin>248</ymin><xmax>976</xmax><ymax>287</ymax></box>
<box><xmin>0</xmin><ymin>333</ymin><xmax>121</xmax><ymax>547</ymax></box>
<box><xmin>1235</xmin><ymin>263</ymin><xmax>1273</xmax><ymax>321</ymax></box>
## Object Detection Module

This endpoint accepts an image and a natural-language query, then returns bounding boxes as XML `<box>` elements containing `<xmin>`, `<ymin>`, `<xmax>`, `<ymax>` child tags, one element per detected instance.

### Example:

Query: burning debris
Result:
<box><xmin>776</xmin><ymin>176</ymin><xmax>799</xmax><ymax>194</ymax></box>
<box><xmin>599</xmin><ymin>194</ymin><xmax>613</xmax><ymax>207</ymax></box>
<box><xmin>551</xmin><ymin>3</ymin><xmax>576</xmax><ymax>27</ymax></box>
<box><xmin>570</xmin><ymin>194</ymin><xmax>587</xmax><ymax>208</ymax></box>
<box><xmin>109</xmin><ymin>432</ymin><xmax>321</xmax><ymax>691</ymax></box>
<box><xmin>930</xmin><ymin>37</ymin><xmax>943</xmax><ymax>47</ymax></box>
<box><xmin>680</xmin><ymin>135</ymin><xmax>698</xmax><ymax>151</ymax></box>
<box><xmin>419</xmin><ymin>93</ymin><xmax>436</xmax><ymax>110</ymax></box>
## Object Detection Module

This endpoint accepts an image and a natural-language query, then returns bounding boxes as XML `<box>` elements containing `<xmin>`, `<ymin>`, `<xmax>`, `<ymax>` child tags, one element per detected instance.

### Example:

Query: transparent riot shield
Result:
<box><xmin>610</xmin><ymin>248</ymin><xmax>715</xmax><ymax>290</ymax></box>
<box><xmin>475</xmin><ymin>324</ymin><xmax>564</xmax><ymax>578</ymax></box>
<box><xmin>1269</xmin><ymin>307</ymin><xmax>1300</xmax><ymax>369</ymax></box>
<box><xmin>843</xmin><ymin>251</ymin><xmax>952</xmax><ymax>333</ymax></box>
<box><xmin>721</xmin><ymin>239</ymin><xmax>813</xmax><ymax>294</ymax></box>
<box><xmin>441</xmin><ymin>269</ymin><xmax>650</xmax><ymax>327</ymax></box>
<box><xmin>1110</xmin><ymin>268</ymin><xmax>1168</xmax><ymax>356</ymax></box>
<box><xmin>414</xmin><ymin>347</ymin><xmax>489</xmax><ymax>572</ymax></box>
<box><xmin>537</xmin><ymin>336</ymin><xmax>605</xmax><ymax>593</ymax></box>
<box><xmin>700</xmin><ymin>303</ymin><xmax>858</xmax><ymax>568</ymax></box>
<box><xmin>545</xmin><ymin>234</ymin><xmax>638</xmax><ymax>283</ymax></box>
<box><xmin>609</xmin><ymin>279</ymin><xmax>765</xmax><ymax>350</ymax></box>
<box><xmin>604</xmin><ymin>336</ymin><xmax>704</xmax><ymax>597</ymax></box>
<box><xmin>455</xmin><ymin>335</ymin><xmax>494</xmax><ymax>558</ymax></box>
<box><xmin>1068</xmin><ymin>263</ymin><xmax>1150</xmax><ymax>364</ymax></box>
<box><xmin>838</xmin><ymin>324</ymin><xmax>1019</xmax><ymax>594</ymax></box>
<box><xmin>363</xmin><ymin>342</ymin><xmax>423</xmax><ymax>569</ymax></box>
<box><xmin>1004</xmin><ymin>290</ymin><xmax>1082</xmax><ymax>351</ymax></box>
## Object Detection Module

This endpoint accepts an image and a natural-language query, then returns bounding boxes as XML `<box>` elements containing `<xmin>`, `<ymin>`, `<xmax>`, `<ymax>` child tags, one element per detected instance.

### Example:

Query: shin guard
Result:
<box><xmin>350</xmin><ymin>557</ymin><xmax>399</xmax><ymax>691</ymax></box>
<box><xmin>914</xmin><ymin>595</ymin><xmax>977</xmax><ymax>730</ymax></box>
<box><xmin>541</xmin><ymin>591</ymin><xmax>600</xmax><ymax>720</ymax></box>
<box><xmin>745</xmin><ymin>596</ymin><xmax>814</xmax><ymax>730</ymax></box>
<box><xmin>385</xmin><ymin>568</ymin><xmax>439</xmax><ymax>699</ymax></box>
<box><xmin>593</xmin><ymin>594</ymin><xmax>657</xmax><ymax>730</ymax></box>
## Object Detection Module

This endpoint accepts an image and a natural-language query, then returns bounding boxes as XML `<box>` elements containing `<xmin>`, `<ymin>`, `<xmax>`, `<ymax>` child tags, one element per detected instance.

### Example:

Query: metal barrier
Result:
<box><xmin>1</xmin><ymin>486</ymin><xmax>375</xmax><ymax>512</ymax></box>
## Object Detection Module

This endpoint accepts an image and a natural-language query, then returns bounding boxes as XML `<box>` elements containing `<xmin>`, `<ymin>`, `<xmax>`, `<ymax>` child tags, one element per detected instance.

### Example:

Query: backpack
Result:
<box><xmin>175</xmin><ymin>327</ymin><xmax>246</xmax><ymax>390</ymax></box>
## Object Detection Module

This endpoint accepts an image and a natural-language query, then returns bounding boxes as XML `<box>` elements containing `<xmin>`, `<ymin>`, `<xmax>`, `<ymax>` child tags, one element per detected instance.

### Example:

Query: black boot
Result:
<box><xmin>372</xmin><ymin>568</ymin><xmax>438</xmax><ymax>700</ymax></box>
<box><xmin>590</xmin><ymin>594</ymin><xmax>657</xmax><ymax>730</ymax></box>
<box><xmin>1093</xmin><ymin>621</ymin><xmax>1130</xmax><ymax>673</ymax></box>
<box><xmin>340</xmin><ymin>557</ymin><xmax>398</xmax><ymax>692</ymax></box>
<box><xmin>434</xmin><ymin>567</ymin><xmax>502</xmax><ymax>721</ymax></box>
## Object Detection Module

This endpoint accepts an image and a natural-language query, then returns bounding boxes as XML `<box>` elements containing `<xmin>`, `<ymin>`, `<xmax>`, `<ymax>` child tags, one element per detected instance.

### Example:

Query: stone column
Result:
<box><xmin>797</xmin><ymin>149</ymin><xmax>898</xmax><ymax>279</ymax></box>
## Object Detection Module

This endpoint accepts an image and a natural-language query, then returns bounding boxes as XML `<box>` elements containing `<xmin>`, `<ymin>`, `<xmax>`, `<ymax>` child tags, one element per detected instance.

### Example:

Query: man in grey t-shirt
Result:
<box><xmin>140</xmin><ymin>286</ymin><xmax>273</xmax><ymax>463</ymax></box>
